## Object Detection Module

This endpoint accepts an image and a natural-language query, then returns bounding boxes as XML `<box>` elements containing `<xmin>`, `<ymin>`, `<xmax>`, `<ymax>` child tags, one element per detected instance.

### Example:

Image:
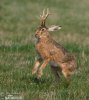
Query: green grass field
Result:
<box><xmin>0</xmin><ymin>0</ymin><xmax>89</xmax><ymax>100</ymax></box>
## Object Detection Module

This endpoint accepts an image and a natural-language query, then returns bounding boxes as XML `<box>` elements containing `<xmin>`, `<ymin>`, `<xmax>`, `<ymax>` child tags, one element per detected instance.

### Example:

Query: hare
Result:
<box><xmin>32</xmin><ymin>9</ymin><xmax>76</xmax><ymax>81</ymax></box>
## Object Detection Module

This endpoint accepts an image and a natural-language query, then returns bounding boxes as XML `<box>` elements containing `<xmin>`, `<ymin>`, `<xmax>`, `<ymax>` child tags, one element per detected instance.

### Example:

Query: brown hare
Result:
<box><xmin>32</xmin><ymin>9</ymin><xmax>76</xmax><ymax>81</ymax></box>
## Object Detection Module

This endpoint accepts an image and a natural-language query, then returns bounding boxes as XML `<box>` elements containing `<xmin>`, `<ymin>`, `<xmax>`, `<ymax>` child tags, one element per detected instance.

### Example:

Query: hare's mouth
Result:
<box><xmin>35</xmin><ymin>34</ymin><xmax>39</xmax><ymax>38</ymax></box>
<box><xmin>35</xmin><ymin>34</ymin><xmax>41</xmax><ymax>39</ymax></box>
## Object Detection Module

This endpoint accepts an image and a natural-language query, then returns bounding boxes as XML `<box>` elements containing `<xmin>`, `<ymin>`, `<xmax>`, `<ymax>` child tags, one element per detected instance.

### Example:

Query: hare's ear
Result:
<box><xmin>48</xmin><ymin>25</ymin><xmax>61</xmax><ymax>32</ymax></box>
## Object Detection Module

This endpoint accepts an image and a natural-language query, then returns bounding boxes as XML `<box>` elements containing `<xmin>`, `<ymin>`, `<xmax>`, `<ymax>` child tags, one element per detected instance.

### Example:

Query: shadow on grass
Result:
<box><xmin>30</xmin><ymin>76</ymin><xmax>52</xmax><ymax>84</ymax></box>
<box><xmin>30</xmin><ymin>75</ymin><xmax>70</xmax><ymax>89</ymax></box>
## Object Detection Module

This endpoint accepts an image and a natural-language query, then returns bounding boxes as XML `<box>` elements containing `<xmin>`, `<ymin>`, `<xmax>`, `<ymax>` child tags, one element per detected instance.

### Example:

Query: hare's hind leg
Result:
<box><xmin>32</xmin><ymin>58</ymin><xmax>42</xmax><ymax>75</ymax></box>
<box><xmin>61</xmin><ymin>61</ymin><xmax>75</xmax><ymax>82</ymax></box>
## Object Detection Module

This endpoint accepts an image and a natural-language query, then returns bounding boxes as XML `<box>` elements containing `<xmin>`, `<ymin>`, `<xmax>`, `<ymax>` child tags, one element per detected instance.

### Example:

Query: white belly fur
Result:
<box><xmin>49</xmin><ymin>61</ymin><xmax>58</xmax><ymax>67</ymax></box>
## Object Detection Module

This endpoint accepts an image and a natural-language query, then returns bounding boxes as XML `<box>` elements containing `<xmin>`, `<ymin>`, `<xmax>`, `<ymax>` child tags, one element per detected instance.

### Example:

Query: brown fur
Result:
<box><xmin>32</xmin><ymin>9</ymin><xmax>76</xmax><ymax>81</ymax></box>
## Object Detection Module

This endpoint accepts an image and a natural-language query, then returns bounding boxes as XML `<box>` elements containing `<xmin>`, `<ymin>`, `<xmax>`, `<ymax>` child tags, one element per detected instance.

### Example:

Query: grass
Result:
<box><xmin>0</xmin><ymin>0</ymin><xmax>89</xmax><ymax>100</ymax></box>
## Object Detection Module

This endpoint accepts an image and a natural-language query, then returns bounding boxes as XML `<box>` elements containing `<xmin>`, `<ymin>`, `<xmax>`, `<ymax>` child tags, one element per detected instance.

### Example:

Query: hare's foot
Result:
<box><xmin>62</xmin><ymin>69</ymin><xmax>72</xmax><ymax>84</ymax></box>
<box><xmin>37</xmin><ymin>68</ymin><xmax>43</xmax><ymax>79</ymax></box>
<box><xmin>32</xmin><ymin>68</ymin><xmax>38</xmax><ymax>75</ymax></box>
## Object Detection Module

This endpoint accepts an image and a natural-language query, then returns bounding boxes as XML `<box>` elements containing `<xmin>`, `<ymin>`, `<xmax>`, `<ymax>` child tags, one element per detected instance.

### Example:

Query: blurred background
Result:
<box><xmin>0</xmin><ymin>0</ymin><xmax>89</xmax><ymax>100</ymax></box>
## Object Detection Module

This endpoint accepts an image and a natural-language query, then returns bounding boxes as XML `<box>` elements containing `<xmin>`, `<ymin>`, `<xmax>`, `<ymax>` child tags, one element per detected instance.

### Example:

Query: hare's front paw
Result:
<box><xmin>32</xmin><ymin>68</ymin><xmax>37</xmax><ymax>75</ymax></box>
<box><xmin>37</xmin><ymin>68</ymin><xmax>43</xmax><ymax>79</ymax></box>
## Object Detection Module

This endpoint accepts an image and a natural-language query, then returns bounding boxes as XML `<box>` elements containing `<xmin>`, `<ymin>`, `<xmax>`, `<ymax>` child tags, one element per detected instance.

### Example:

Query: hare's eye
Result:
<box><xmin>41</xmin><ymin>28</ymin><xmax>45</xmax><ymax>31</ymax></box>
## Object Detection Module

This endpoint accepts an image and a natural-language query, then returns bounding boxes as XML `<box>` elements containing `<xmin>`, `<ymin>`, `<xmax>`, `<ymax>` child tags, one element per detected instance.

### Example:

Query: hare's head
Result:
<box><xmin>35</xmin><ymin>9</ymin><xmax>62</xmax><ymax>39</ymax></box>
